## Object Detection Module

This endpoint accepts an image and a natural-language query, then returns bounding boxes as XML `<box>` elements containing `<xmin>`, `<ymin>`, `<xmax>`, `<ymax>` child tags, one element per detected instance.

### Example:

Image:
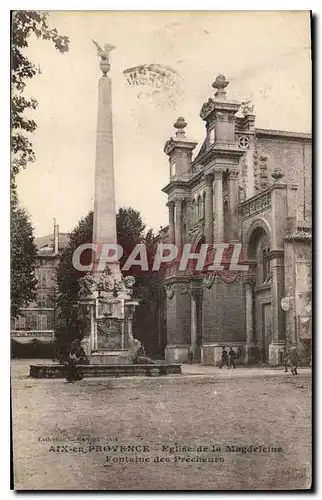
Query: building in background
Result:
<box><xmin>159</xmin><ymin>74</ymin><xmax>312</xmax><ymax>366</ymax></box>
<box><xmin>11</xmin><ymin>221</ymin><xmax>69</xmax><ymax>358</ymax></box>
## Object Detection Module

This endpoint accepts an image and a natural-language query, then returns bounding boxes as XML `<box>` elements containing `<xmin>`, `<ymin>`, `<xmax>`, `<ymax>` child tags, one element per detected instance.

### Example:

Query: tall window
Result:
<box><xmin>37</xmin><ymin>314</ymin><xmax>48</xmax><ymax>330</ymax></box>
<box><xmin>15</xmin><ymin>315</ymin><xmax>26</xmax><ymax>330</ymax></box>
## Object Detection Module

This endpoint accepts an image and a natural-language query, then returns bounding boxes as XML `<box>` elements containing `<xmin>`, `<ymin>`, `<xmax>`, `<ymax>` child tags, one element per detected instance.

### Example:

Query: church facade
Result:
<box><xmin>160</xmin><ymin>74</ymin><xmax>312</xmax><ymax>366</ymax></box>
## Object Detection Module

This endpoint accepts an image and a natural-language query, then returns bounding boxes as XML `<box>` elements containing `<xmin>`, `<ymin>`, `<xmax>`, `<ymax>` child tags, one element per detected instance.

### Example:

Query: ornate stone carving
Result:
<box><xmin>78</xmin><ymin>273</ymin><xmax>97</xmax><ymax>297</ymax></box>
<box><xmin>238</xmin><ymin>135</ymin><xmax>250</xmax><ymax>149</ymax></box>
<box><xmin>240</xmin><ymin>191</ymin><xmax>271</xmax><ymax>219</ymax></box>
<box><xmin>174</xmin><ymin>116</ymin><xmax>187</xmax><ymax>138</ymax></box>
<box><xmin>238</xmin><ymin>186</ymin><xmax>246</xmax><ymax>202</ymax></box>
<box><xmin>178</xmin><ymin>283</ymin><xmax>190</xmax><ymax>295</ymax></box>
<box><xmin>205</xmin><ymin>172</ymin><xmax>214</xmax><ymax>184</ymax></box>
<box><xmin>203</xmin><ymin>275</ymin><xmax>216</xmax><ymax>289</ymax></box>
<box><xmin>271</xmin><ymin>167</ymin><xmax>284</xmax><ymax>182</ymax></box>
<box><xmin>214</xmin><ymin>167</ymin><xmax>226</xmax><ymax>178</ymax></box>
<box><xmin>92</xmin><ymin>40</ymin><xmax>116</xmax><ymax>76</ymax></box>
<box><xmin>219</xmin><ymin>270</ymin><xmax>238</xmax><ymax>283</ymax></box>
<box><xmin>98</xmin><ymin>266</ymin><xmax>115</xmax><ymax>293</ymax></box>
<box><xmin>165</xmin><ymin>284</ymin><xmax>175</xmax><ymax>299</ymax></box>
<box><xmin>202</xmin><ymin>272</ymin><xmax>256</xmax><ymax>286</ymax></box>
<box><xmin>253</xmin><ymin>143</ymin><xmax>270</xmax><ymax>191</ymax></box>
<box><xmin>188</xmin><ymin>220</ymin><xmax>204</xmax><ymax>239</ymax></box>
<box><xmin>212</xmin><ymin>74</ymin><xmax>229</xmax><ymax>99</ymax></box>
<box><xmin>229</xmin><ymin>169</ymin><xmax>239</xmax><ymax>180</ymax></box>
<box><xmin>126</xmin><ymin>276</ymin><xmax>136</xmax><ymax>295</ymax></box>
<box><xmin>243</xmin><ymin>274</ymin><xmax>257</xmax><ymax>286</ymax></box>
<box><xmin>240</xmin><ymin>101</ymin><xmax>255</xmax><ymax>116</ymax></box>
<box><xmin>164</xmin><ymin>137</ymin><xmax>175</xmax><ymax>155</ymax></box>
<box><xmin>216</xmin><ymin>112</ymin><xmax>225</xmax><ymax>122</ymax></box>
<box><xmin>192</xmin><ymin>163</ymin><xmax>203</xmax><ymax>174</ymax></box>
<box><xmin>200</xmin><ymin>98</ymin><xmax>215</xmax><ymax>120</ymax></box>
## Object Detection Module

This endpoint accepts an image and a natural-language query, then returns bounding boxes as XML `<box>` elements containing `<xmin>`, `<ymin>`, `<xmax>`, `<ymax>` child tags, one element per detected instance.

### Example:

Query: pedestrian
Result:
<box><xmin>65</xmin><ymin>352</ymin><xmax>83</xmax><ymax>383</ymax></box>
<box><xmin>290</xmin><ymin>347</ymin><xmax>300</xmax><ymax>376</ymax></box>
<box><xmin>228</xmin><ymin>347</ymin><xmax>237</xmax><ymax>369</ymax></box>
<box><xmin>188</xmin><ymin>347</ymin><xmax>194</xmax><ymax>364</ymax></box>
<box><xmin>283</xmin><ymin>349</ymin><xmax>289</xmax><ymax>372</ymax></box>
<box><xmin>219</xmin><ymin>347</ymin><xmax>229</xmax><ymax>369</ymax></box>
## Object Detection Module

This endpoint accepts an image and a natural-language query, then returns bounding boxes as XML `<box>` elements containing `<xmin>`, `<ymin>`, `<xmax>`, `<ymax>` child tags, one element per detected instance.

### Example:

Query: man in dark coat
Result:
<box><xmin>228</xmin><ymin>347</ymin><xmax>237</xmax><ymax>369</ymax></box>
<box><xmin>290</xmin><ymin>347</ymin><xmax>300</xmax><ymax>375</ymax></box>
<box><xmin>219</xmin><ymin>347</ymin><xmax>229</xmax><ymax>369</ymax></box>
<box><xmin>65</xmin><ymin>352</ymin><xmax>83</xmax><ymax>383</ymax></box>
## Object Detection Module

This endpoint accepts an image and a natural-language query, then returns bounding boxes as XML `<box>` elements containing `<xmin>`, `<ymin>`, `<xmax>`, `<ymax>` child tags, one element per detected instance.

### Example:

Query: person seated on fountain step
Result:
<box><xmin>133</xmin><ymin>343</ymin><xmax>154</xmax><ymax>364</ymax></box>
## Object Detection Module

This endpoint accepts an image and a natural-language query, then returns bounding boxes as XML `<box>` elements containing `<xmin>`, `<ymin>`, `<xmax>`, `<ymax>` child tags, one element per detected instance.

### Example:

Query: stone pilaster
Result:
<box><xmin>244</xmin><ymin>278</ymin><xmax>259</xmax><ymax>363</ymax></box>
<box><xmin>167</xmin><ymin>201</ymin><xmax>175</xmax><ymax>244</ymax></box>
<box><xmin>269</xmin><ymin>250</ymin><xmax>286</xmax><ymax>365</ymax></box>
<box><xmin>271</xmin><ymin>172</ymin><xmax>287</xmax><ymax>250</ymax></box>
<box><xmin>165</xmin><ymin>279</ymin><xmax>191</xmax><ymax>363</ymax></box>
<box><xmin>190</xmin><ymin>293</ymin><xmax>197</xmax><ymax>353</ymax></box>
<box><xmin>228</xmin><ymin>169</ymin><xmax>239</xmax><ymax>241</ymax></box>
<box><xmin>214</xmin><ymin>169</ymin><xmax>224</xmax><ymax>241</ymax></box>
<box><xmin>175</xmin><ymin>199</ymin><xmax>183</xmax><ymax>250</ymax></box>
<box><xmin>204</xmin><ymin>174</ymin><xmax>214</xmax><ymax>244</ymax></box>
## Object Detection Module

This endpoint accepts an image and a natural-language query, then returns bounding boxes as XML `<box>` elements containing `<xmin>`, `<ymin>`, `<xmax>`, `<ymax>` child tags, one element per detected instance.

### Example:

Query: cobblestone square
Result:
<box><xmin>12</xmin><ymin>360</ymin><xmax>311</xmax><ymax>490</ymax></box>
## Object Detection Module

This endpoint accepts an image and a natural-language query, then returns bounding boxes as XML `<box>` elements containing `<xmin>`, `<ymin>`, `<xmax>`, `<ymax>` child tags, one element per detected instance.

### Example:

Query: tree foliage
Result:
<box><xmin>55</xmin><ymin>208</ymin><xmax>159</xmax><ymax>355</ymax></box>
<box><xmin>55</xmin><ymin>211</ymin><xmax>93</xmax><ymax>338</ymax></box>
<box><xmin>11</xmin><ymin>12</ymin><xmax>69</xmax><ymax>317</ymax></box>
<box><xmin>11</xmin><ymin>202</ymin><xmax>38</xmax><ymax>318</ymax></box>
<box><xmin>11</xmin><ymin>11</ymin><xmax>69</xmax><ymax>187</ymax></box>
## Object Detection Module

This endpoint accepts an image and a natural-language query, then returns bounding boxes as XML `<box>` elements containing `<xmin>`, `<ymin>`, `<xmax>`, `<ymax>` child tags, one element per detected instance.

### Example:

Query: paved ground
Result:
<box><xmin>11</xmin><ymin>359</ymin><xmax>312</xmax><ymax>491</ymax></box>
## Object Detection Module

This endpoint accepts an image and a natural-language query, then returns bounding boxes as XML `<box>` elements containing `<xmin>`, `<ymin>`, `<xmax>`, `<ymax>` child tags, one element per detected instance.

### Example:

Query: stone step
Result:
<box><xmin>29</xmin><ymin>363</ymin><xmax>182</xmax><ymax>379</ymax></box>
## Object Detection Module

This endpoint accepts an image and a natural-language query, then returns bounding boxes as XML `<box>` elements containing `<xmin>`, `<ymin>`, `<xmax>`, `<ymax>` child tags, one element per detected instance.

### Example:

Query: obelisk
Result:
<box><xmin>77</xmin><ymin>41</ymin><xmax>139</xmax><ymax>365</ymax></box>
<box><xmin>92</xmin><ymin>41</ymin><xmax>121</xmax><ymax>280</ymax></box>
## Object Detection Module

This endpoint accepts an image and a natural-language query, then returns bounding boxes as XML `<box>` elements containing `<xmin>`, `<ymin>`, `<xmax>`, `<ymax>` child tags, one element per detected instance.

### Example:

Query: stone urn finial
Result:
<box><xmin>174</xmin><ymin>116</ymin><xmax>187</xmax><ymax>138</ymax></box>
<box><xmin>271</xmin><ymin>167</ymin><xmax>284</xmax><ymax>182</ymax></box>
<box><xmin>212</xmin><ymin>74</ymin><xmax>229</xmax><ymax>99</ymax></box>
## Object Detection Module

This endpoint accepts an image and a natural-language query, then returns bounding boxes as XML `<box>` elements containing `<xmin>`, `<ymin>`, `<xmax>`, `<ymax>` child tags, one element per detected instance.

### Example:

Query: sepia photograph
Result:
<box><xmin>10</xmin><ymin>9</ymin><xmax>312</xmax><ymax>491</ymax></box>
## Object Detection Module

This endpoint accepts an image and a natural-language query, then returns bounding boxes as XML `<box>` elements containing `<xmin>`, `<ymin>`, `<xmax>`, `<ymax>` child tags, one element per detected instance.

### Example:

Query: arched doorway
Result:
<box><xmin>247</xmin><ymin>224</ymin><xmax>272</xmax><ymax>362</ymax></box>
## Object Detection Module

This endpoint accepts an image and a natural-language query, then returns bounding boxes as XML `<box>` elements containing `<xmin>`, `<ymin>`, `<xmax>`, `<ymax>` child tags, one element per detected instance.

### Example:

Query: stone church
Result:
<box><xmin>159</xmin><ymin>74</ymin><xmax>312</xmax><ymax>366</ymax></box>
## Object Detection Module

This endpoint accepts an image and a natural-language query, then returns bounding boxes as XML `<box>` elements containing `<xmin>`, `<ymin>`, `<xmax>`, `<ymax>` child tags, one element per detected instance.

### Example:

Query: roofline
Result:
<box><xmin>255</xmin><ymin>128</ymin><xmax>311</xmax><ymax>141</ymax></box>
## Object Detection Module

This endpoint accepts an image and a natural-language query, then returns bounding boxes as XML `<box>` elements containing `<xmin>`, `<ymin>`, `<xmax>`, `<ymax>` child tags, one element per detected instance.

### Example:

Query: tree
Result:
<box><xmin>116</xmin><ymin>207</ymin><xmax>146</xmax><ymax>274</ymax></box>
<box><xmin>11</xmin><ymin>12</ymin><xmax>69</xmax><ymax>317</ymax></box>
<box><xmin>55</xmin><ymin>208</ymin><xmax>159</xmax><ymax>355</ymax></box>
<box><xmin>11</xmin><ymin>11</ymin><xmax>69</xmax><ymax>192</ymax></box>
<box><xmin>55</xmin><ymin>211</ymin><xmax>93</xmax><ymax>348</ymax></box>
<box><xmin>11</xmin><ymin>202</ymin><xmax>38</xmax><ymax>318</ymax></box>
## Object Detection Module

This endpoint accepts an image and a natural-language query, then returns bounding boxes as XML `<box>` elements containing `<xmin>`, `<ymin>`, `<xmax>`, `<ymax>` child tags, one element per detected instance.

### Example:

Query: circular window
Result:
<box><xmin>238</xmin><ymin>136</ymin><xmax>250</xmax><ymax>149</ymax></box>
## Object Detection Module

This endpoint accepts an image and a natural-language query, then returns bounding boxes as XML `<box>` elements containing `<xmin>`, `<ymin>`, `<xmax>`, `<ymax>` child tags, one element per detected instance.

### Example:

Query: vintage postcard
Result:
<box><xmin>11</xmin><ymin>10</ymin><xmax>312</xmax><ymax>490</ymax></box>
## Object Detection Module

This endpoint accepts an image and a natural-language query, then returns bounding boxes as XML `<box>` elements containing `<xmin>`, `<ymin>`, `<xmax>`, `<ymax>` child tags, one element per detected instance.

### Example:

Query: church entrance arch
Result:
<box><xmin>247</xmin><ymin>223</ymin><xmax>272</xmax><ymax>362</ymax></box>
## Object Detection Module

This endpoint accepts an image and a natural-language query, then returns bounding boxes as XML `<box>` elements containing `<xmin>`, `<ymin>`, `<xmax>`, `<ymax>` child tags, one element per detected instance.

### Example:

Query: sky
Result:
<box><xmin>15</xmin><ymin>10</ymin><xmax>311</xmax><ymax>237</ymax></box>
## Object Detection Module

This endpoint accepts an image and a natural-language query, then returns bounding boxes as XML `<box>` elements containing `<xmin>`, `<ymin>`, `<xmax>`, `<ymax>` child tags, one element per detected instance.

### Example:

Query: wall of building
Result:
<box><xmin>166</xmin><ymin>290</ymin><xmax>191</xmax><ymax>346</ymax></box>
<box><xmin>256</xmin><ymin>135</ymin><xmax>311</xmax><ymax>222</ymax></box>
<box><xmin>202</xmin><ymin>282</ymin><xmax>246</xmax><ymax>344</ymax></box>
